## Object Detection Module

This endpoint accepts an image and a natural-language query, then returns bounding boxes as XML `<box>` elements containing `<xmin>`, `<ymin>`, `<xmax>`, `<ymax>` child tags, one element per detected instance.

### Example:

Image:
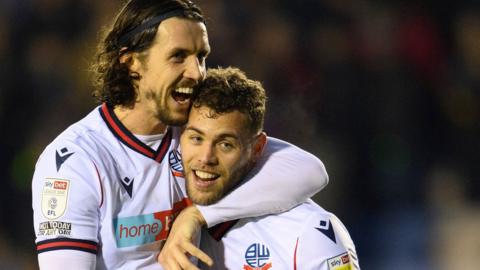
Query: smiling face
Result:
<box><xmin>180</xmin><ymin>106</ymin><xmax>266</xmax><ymax>205</ymax></box>
<box><xmin>129</xmin><ymin>17</ymin><xmax>210</xmax><ymax>127</ymax></box>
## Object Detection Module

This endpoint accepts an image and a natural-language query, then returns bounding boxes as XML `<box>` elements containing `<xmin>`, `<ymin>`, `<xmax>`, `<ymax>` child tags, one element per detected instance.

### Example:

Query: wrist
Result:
<box><xmin>185</xmin><ymin>205</ymin><xmax>206</xmax><ymax>227</ymax></box>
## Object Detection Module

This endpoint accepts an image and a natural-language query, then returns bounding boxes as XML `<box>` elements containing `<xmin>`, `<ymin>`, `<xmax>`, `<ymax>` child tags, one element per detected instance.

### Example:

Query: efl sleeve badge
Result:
<box><xmin>41</xmin><ymin>178</ymin><xmax>70</xmax><ymax>220</ymax></box>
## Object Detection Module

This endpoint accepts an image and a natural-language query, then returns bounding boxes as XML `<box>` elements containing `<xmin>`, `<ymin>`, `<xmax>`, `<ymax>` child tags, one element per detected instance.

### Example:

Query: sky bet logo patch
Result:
<box><xmin>41</xmin><ymin>178</ymin><xmax>70</xmax><ymax>220</ymax></box>
<box><xmin>113</xmin><ymin>198</ymin><xmax>190</xmax><ymax>248</ymax></box>
<box><xmin>327</xmin><ymin>252</ymin><xmax>352</xmax><ymax>270</ymax></box>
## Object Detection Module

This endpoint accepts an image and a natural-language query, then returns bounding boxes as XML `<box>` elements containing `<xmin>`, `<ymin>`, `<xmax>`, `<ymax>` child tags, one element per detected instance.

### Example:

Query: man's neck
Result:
<box><xmin>113</xmin><ymin>105</ymin><xmax>167</xmax><ymax>135</ymax></box>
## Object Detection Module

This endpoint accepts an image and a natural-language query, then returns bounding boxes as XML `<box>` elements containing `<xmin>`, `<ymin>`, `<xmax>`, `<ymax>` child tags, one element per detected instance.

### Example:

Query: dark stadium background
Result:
<box><xmin>1</xmin><ymin>0</ymin><xmax>479</xmax><ymax>269</ymax></box>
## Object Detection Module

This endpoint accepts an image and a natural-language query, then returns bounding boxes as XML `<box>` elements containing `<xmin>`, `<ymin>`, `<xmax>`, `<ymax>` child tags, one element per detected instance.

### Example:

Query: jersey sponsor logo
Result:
<box><xmin>243</xmin><ymin>243</ymin><xmax>272</xmax><ymax>270</ymax></box>
<box><xmin>315</xmin><ymin>219</ymin><xmax>337</xmax><ymax>243</ymax></box>
<box><xmin>38</xmin><ymin>221</ymin><xmax>72</xmax><ymax>236</ymax></box>
<box><xmin>55</xmin><ymin>147</ymin><xmax>74</xmax><ymax>171</ymax></box>
<box><xmin>113</xmin><ymin>198</ymin><xmax>190</xmax><ymax>248</ymax></box>
<box><xmin>54</xmin><ymin>181</ymin><xmax>68</xmax><ymax>190</ymax></box>
<box><xmin>327</xmin><ymin>252</ymin><xmax>353</xmax><ymax>270</ymax></box>
<box><xmin>42</xmin><ymin>178</ymin><xmax>70</xmax><ymax>220</ymax></box>
<box><xmin>169</xmin><ymin>150</ymin><xmax>184</xmax><ymax>177</ymax></box>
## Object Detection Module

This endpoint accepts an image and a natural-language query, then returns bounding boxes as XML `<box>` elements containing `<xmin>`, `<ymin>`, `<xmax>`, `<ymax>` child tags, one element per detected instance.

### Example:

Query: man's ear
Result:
<box><xmin>119</xmin><ymin>48</ymin><xmax>142</xmax><ymax>77</ymax></box>
<box><xmin>252</xmin><ymin>132</ymin><xmax>267</xmax><ymax>162</ymax></box>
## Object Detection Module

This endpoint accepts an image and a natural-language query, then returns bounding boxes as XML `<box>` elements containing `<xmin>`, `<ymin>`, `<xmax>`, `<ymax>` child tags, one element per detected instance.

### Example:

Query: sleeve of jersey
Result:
<box><xmin>295</xmin><ymin>213</ymin><xmax>360</xmax><ymax>270</ymax></box>
<box><xmin>197</xmin><ymin>136</ymin><xmax>329</xmax><ymax>227</ymax></box>
<box><xmin>32</xmin><ymin>141</ymin><xmax>102</xmax><ymax>256</ymax></box>
<box><xmin>38</xmin><ymin>250</ymin><xmax>96</xmax><ymax>270</ymax></box>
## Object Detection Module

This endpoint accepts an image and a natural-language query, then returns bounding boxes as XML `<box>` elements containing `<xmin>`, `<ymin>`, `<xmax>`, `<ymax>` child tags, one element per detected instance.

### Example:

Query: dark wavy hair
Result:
<box><xmin>193</xmin><ymin>67</ymin><xmax>267</xmax><ymax>135</ymax></box>
<box><xmin>91</xmin><ymin>0</ymin><xmax>204</xmax><ymax>107</ymax></box>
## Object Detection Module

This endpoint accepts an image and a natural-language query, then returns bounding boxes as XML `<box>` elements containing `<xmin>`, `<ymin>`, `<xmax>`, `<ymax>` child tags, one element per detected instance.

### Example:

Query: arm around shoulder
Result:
<box><xmin>263</xmin><ymin>137</ymin><xmax>329</xmax><ymax>197</ymax></box>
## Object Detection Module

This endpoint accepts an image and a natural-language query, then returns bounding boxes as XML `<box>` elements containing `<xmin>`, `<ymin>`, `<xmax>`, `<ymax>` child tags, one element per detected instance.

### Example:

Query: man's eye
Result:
<box><xmin>190</xmin><ymin>136</ymin><xmax>202</xmax><ymax>144</ymax></box>
<box><xmin>219</xmin><ymin>142</ymin><xmax>234</xmax><ymax>151</ymax></box>
<box><xmin>172</xmin><ymin>51</ymin><xmax>187</xmax><ymax>62</ymax></box>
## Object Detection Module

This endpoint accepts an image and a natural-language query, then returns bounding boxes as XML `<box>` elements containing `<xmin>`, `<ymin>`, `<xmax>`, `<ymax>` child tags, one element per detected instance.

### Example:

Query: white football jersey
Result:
<box><xmin>201</xmin><ymin>200</ymin><xmax>360</xmax><ymax>270</ymax></box>
<box><xmin>32</xmin><ymin>104</ymin><xmax>189</xmax><ymax>269</ymax></box>
<box><xmin>32</xmin><ymin>104</ymin><xmax>330</xmax><ymax>269</ymax></box>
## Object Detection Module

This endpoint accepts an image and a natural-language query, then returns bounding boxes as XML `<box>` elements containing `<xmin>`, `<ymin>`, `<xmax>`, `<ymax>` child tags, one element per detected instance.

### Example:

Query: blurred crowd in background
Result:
<box><xmin>1</xmin><ymin>0</ymin><xmax>479</xmax><ymax>269</ymax></box>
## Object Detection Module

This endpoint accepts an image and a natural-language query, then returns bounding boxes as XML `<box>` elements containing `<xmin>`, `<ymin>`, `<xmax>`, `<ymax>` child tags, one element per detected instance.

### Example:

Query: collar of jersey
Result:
<box><xmin>99</xmin><ymin>103</ymin><xmax>172</xmax><ymax>162</ymax></box>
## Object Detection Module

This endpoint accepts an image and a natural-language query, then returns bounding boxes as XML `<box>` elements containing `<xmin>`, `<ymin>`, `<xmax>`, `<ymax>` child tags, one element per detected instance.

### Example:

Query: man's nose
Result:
<box><xmin>184</xmin><ymin>57</ymin><xmax>205</xmax><ymax>84</ymax></box>
<box><xmin>198</xmin><ymin>144</ymin><xmax>218</xmax><ymax>165</ymax></box>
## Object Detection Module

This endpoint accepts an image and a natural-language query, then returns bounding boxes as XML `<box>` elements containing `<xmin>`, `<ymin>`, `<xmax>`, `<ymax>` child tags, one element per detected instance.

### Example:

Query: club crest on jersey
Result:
<box><xmin>168</xmin><ymin>150</ymin><xmax>184</xmax><ymax>177</ymax></box>
<box><xmin>327</xmin><ymin>252</ymin><xmax>354</xmax><ymax>270</ymax></box>
<box><xmin>243</xmin><ymin>243</ymin><xmax>272</xmax><ymax>270</ymax></box>
<box><xmin>41</xmin><ymin>178</ymin><xmax>70</xmax><ymax>220</ymax></box>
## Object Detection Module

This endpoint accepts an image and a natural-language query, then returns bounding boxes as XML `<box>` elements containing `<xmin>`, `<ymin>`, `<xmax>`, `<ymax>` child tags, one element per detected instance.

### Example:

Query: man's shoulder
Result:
<box><xmin>34</xmin><ymin>106</ymin><xmax>113</xmax><ymax>173</ymax></box>
<box><xmin>253</xmin><ymin>200</ymin><xmax>331</xmax><ymax>223</ymax></box>
<box><xmin>272</xmin><ymin>200</ymin><xmax>352</xmax><ymax>243</ymax></box>
<box><xmin>44</xmin><ymin>106</ymin><xmax>110</xmax><ymax>155</ymax></box>
<box><xmin>228</xmin><ymin>201</ymin><xmax>325</xmax><ymax>238</ymax></box>
<box><xmin>208</xmin><ymin>202</ymin><xmax>359</xmax><ymax>269</ymax></box>
<box><xmin>237</xmin><ymin>200</ymin><xmax>348</xmax><ymax>246</ymax></box>
<box><xmin>58</xmin><ymin>105</ymin><xmax>104</xmax><ymax>140</ymax></box>
<box><xmin>292</xmin><ymin>201</ymin><xmax>359</xmax><ymax>268</ymax></box>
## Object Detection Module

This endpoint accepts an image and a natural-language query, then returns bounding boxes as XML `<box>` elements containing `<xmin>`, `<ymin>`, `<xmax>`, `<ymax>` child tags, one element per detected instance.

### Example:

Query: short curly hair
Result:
<box><xmin>91</xmin><ymin>0</ymin><xmax>204</xmax><ymax>107</ymax></box>
<box><xmin>192</xmin><ymin>67</ymin><xmax>266</xmax><ymax>135</ymax></box>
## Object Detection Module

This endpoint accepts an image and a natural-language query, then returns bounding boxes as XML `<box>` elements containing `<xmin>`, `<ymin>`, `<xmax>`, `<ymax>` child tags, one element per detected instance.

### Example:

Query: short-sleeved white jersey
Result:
<box><xmin>201</xmin><ymin>200</ymin><xmax>360</xmax><ymax>270</ymax></box>
<box><xmin>32</xmin><ymin>104</ymin><xmax>189</xmax><ymax>269</ymax></box>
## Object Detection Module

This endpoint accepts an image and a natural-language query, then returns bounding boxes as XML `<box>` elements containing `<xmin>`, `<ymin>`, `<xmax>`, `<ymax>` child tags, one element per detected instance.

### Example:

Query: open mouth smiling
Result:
<box><xmin>171</xmin><ymin>87</ymin><xmax>193</xmax><ymax>104</ymax></box>
<box><xmin>192</xmin><ymin>169</ymin><xmax>220</xmax><ymax>188</ymax></box>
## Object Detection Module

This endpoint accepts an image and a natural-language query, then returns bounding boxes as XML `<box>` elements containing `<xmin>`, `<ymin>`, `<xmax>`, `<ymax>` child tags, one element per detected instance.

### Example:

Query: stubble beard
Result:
<box><xmin>185</xmin><ymin>162</ymin><xmax>251</xmax><ymax>206</ymax></box>
<box><xmin>156</xmin><ymin>105</ymin><xmax>188</xmax><ymax>126</ymax></box>
<box><xmin>147</xmin><ymin>89</ymin><xmax>189</xmax><ymax>127</ymax></box>
<box><xmin>186</xmin><ymin>182</ymin><xmax>224</xmax><ymax>206</ymax></box>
